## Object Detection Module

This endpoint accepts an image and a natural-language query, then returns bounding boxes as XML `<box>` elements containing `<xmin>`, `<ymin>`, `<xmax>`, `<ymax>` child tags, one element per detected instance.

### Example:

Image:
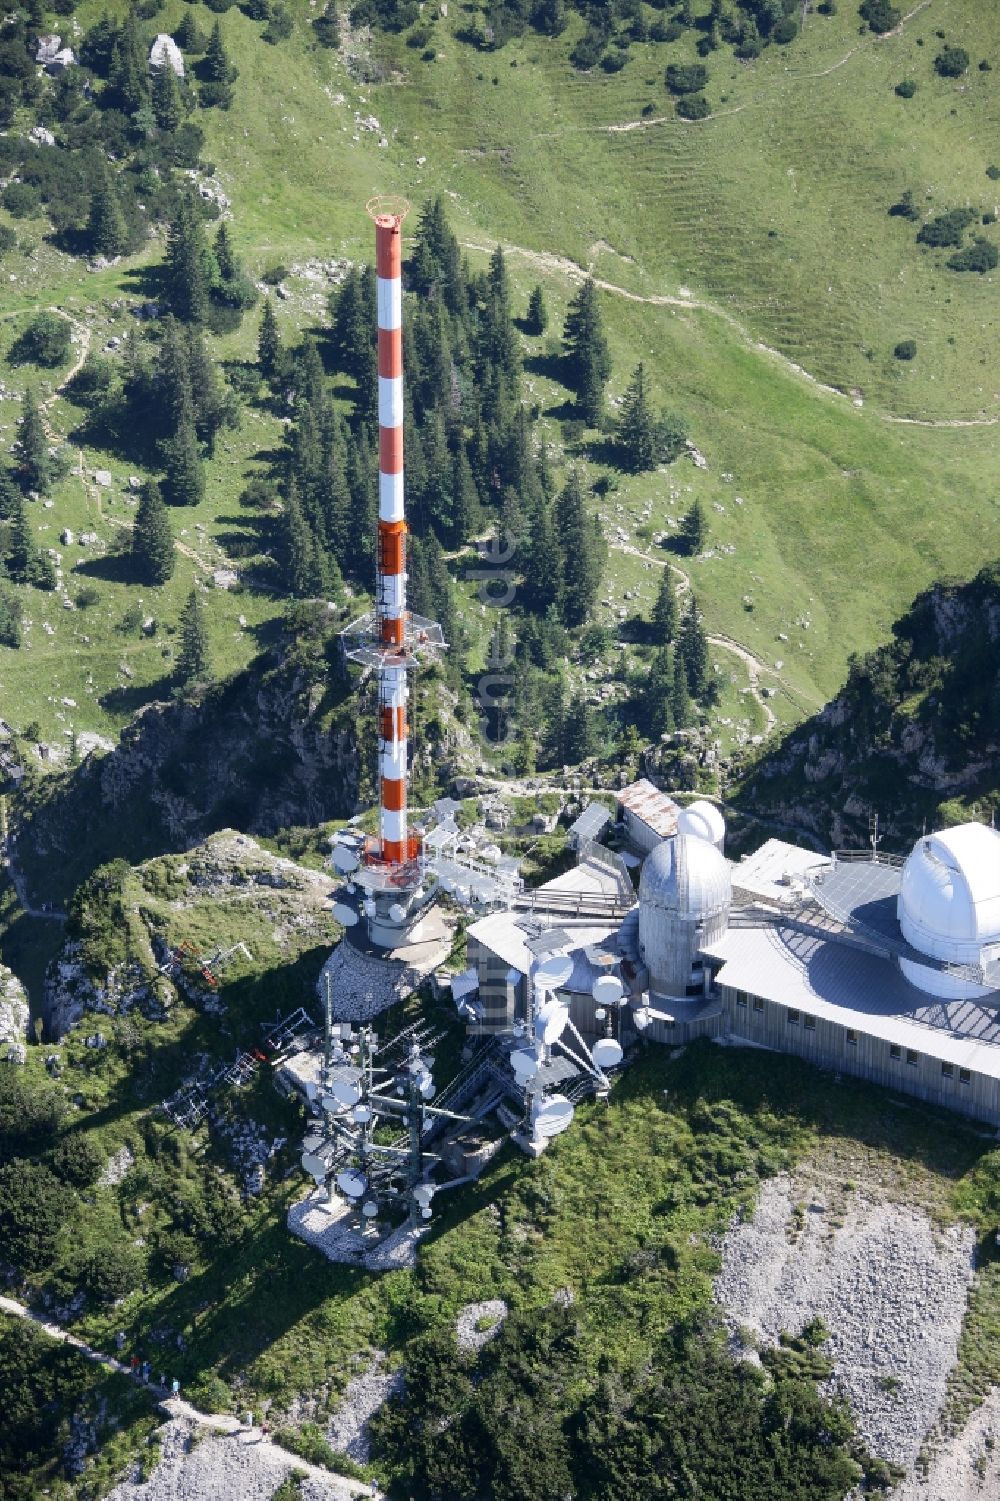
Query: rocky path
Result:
<box><xmin>0</xmin><ymin>1296</ymin><xmax>370</xmax><ymax>1499</ymax></box>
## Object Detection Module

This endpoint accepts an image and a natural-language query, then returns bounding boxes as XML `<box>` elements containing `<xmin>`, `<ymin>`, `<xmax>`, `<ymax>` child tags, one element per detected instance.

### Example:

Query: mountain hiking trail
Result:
<box><xmin>0</xmin><ymin>1294</ymin><xmax>371</xmax><ymax>1498</ymax></box>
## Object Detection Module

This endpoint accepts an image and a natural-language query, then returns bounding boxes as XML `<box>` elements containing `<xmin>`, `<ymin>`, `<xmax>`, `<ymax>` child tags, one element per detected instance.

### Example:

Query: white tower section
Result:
<box><xmin>638</xmin><ymin>834</ymin><xmax>731</xmax><ymax>998</ymax></box>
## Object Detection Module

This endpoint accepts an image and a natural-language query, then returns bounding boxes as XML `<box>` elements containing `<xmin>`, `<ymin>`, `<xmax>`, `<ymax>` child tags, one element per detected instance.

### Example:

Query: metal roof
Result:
<box><xmin>616</xmin><ymin>779</ymin><xmax>679</xmax><ymax>839</ymax></box>
<box><xmin>703</xmin><ymin>924</ymin><xmax>1000</xmax><ymax>1077</ymax></box>
<box><xmin>731</xmin><ymin>838</ymin><xmax>831</xmax><ymax>906</ymax></box>
<box><xmin>568</xmin><ymin>802</ymin><xmax>612</xmax><ymax>845</ymax></box>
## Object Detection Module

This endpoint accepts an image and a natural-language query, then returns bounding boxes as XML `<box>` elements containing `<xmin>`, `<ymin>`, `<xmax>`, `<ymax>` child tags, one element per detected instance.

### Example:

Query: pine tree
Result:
<box><xmin>541</xmin><ymin>676</ymin><xmax>566</xmax><ymax>767</ymax></box>
<box><xmin>617</xmin><ymin>362</ymin><xmax>656</xmax><ymax>473</ymax></box>
<box><xmin>651</xmin><ymin>568</ymin><xmax>677</xmax><ymax>645</ymax></box>
<box><xmin>109</xmin><ymin>10</ymin><xmax>150</xmax><ymax>115</ymax></box>
<box><xmin>679</xmin><ymin>593</ymin><xmax>708</xmax><ymax>701</ymax></box>
<box><xmin>257</xmin><ymin>298</ymin><xmax>283</xmax><ymax>382</ymax></box>
<box><xmin>87</xmin><ymin>162</ymin><xmax>128</xmax><ymax>259</ymax></box>
<box><xmin>554</xmin><ymin>470</ymin><xmax>605</xmax><ymax>628</ymax></box>
<box><xmin>0</xmin><ymin>584</ymin><xmax>21</xmax><ymax>648</ymax></box>
<box><xmin>526</xmin><ymin>284</ymin><xmax>548</xmax><ymax>335</ymax></box>
<box><xmin>161</xmin><ymin>397</ymin><xmax>205</xmax><ymax>507</ymax></box>
<box><xmin>562</xmin><ymin>278</ymin><xmax>611</xmax><ymax>426</ymax></box>
<box><xmin>313</xmin><ymin>0</ymin><xmax>340</xmax><ymax>46</ymax></box>
<box><xmin>281</xmin><ymin>483</ymin><xmax>324</xmax><ymax>598</ymax></box>
<box><xmin>5</xmin><ymin>489</ymin><xmax>32</xmax><ymax>580</ymax></box>
<box><xmin>201</xmin><ymin>21</ymin><xmax>237</xmax><ymax>109</ymax></box>
<box><xmin>132</xmin><ymin>481</ymin><xmax>175</xmax><ymax>584</ymax></box>
<box><xmin>671</xmin><ymin>647</ymin><xmax>691</xmax><ymax>726</ymax></box>
<box><xmin>523</xmin><ymin>491</ymin><xmax>559</xmax><ymax>617</ymax></box>
<box><xmin>678</xmin><ymin>498</ymin><xmax>706</xmax><ymax>555</ymax></box>
<box><xmin>646</xmin><ymin>644</ymin><xmax>675</xmax><ymax>736</ymax></box>
<box><xmin>152</xmin><ymin>60</ymin><xmax>184</xmax><ymax>132</ymax></box>
<box><xmin>164</xmin><ymin>198</ymin><xmax>209</xmax><ymax>323</ymax></box>
<box><xmin>15</xmin><ymin>390</ymin><xmax>51</xmax><ymax>495</ymax></box>
<box><xmin>213</xmin><ymin>222</ymin><xmax>237</xmax><ymax>282</ymax></box>
<box><xmin>563</xmin><ymin>701</ymin><xmax>595</xmax><ymax>763</ymax></box>
<box><xmin>177</xmin><ymin>588</ymin><xmax>209</xmax><ymax>682</ymax></box>
<box><xmin>0</xmin><ymin>465</ymin><xmax>22</xmax><ymax>520</ymax></box>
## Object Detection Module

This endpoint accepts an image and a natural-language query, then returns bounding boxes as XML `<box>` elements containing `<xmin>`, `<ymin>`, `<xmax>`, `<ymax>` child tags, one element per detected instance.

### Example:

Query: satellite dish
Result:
<box><xmin>361</xmin><ymin>1200</ymin><xmax>378</xmax><ymax>1218</ymax></box>
<box><xmin>301</xmin><ymin>1150</ymin><xmax>329</xmax><ymax>1179</ymax></box>
<box><xmin>388</xmin><ymin>902</ymin><xmax>406</xmax><ymax>923</ymax></box>
<box><xmin>320</xmin><ymin>1093</ymin><xmax>347</xmax><ymax>1114</ymax></box>
<box><xmin>336</xmin><ymin>1169</ymin><xmax>367</xmax><ymax>1199</ymax></box>
<box><xmin>510</xmin><ymin>1048</ymin><xmax>539</xmax><ymax>1081</ymax></box>
<box><xmin>302</xmin><ymin>1133</ymin><xmax>324</xmax><ymax>1154</ymax></box>
<box><xmin>532</xmin><ymin>1094</ymin><xmax>574</xmax><ymax>1138</ymax></box>
<box><xmin>534</xmin><ymin>954</ymin><xmax>574</xmax><ymax>993</ymax></box>
<box><xmin>632</xmin><ymin>1007</ymin><xmax>651</xmax><ymax>1032</ymax></box>
<box><xmin>332</xmin><ymin>902</ymin><xmax>359</xmax><ymax>927</ymax></box>
<box><xmin>333</xmin><ymin>846</ymin><xmax>360</xmax><ymax>874</ymax></box>
<box><xmin>413</xmin><ymin>1184</ymin><xmax>434</xmax><ymax>1207</ymax></box>
<box><xmin>592</xmin><ymin>1038</ymin><xmax>624</xmax><ymax>1069</ymax></box>
<box><xmin>352</xmin><ymin>1104</ymin><xmax>372</xmax><ymax>1124</ymax></box>
<box><xmin>331</xmin><ymin>1078</ymin><xmax>362</xmax><ymax>1108</ymax></box>
<box><xmin>419</xmin><ymin>1076</ymin><xmax>436</xmax><ymax>1100</ymax></box>
<box><xmin>421</xmin><ymin>1207</ymin><xmax>432</xmax><ymax>1220</ymax></box>
<box><xmin>593</xmin><ymin>974</ymin><xmax>624</xmax><ymax>1006</ymax></box>
<box><xmin>535</xmin><ymin>998</ymin><xmax>569</xmax><ymax>1046</ymax></box>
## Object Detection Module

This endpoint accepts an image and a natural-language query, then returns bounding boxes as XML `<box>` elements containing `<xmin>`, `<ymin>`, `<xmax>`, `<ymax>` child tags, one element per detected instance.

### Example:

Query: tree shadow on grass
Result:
<box><xmin>523</xmin><ymin>351</ymin><xmax>567</xmax><ymax>385</ymax></box>
<box><xmin>72</xmin><ymin>552</ymin><xmax>137</xmax><ymax>585</ymax></box>
<box><xmin>98</xmin><ymin>674</ymin><xmax>176</xmax><ymax>718</ymax></box>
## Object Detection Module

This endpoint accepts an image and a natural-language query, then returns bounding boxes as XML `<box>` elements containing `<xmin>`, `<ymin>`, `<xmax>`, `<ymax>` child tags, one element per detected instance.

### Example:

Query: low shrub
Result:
<box><xmin>893</xmin><ymin>339</ymin><xmax>917</xmax><ymax>360</ymax></box>
<box><xmin>676</xmin><ymin>94</ymin><xmax>710</xmax><ymax>120</ymax></box>
<box><xmin>947</xmin><ymin>238</ymin><xmax>999</xmax><ymax>273</ymax></box>
<box><xmin>895</xmin><ymin>78</ymin><xmax>917</xmax><ymax>97</ymax></box>
<box><xmin>935</xmin><ymin>45</ymin><xmax>969</xmax><ymax>77</ymax></box>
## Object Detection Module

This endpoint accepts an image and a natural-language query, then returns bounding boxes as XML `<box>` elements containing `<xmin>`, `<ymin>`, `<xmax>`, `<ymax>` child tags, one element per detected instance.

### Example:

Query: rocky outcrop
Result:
<box><xmin>739</xmin><ymin>562</ymin><xmax>1000</xmax><ymax>848</ymax></box>
<box><xmin>0</xmin><ymin>966</ymin><xmax>30</xmax><ymax>1061</ymax></box>
<box><xmin>13</xmin><ymin>624</ymin><xmax>364</xmax><ymax>909</ymax></box>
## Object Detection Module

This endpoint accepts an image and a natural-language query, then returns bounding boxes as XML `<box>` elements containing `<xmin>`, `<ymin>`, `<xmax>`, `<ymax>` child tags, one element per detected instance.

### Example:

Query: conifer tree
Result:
<box><xmin>132</xmin><ymin>480</ymin><xmax>175</xmax><ymax>584</ymax></box>
<box><xmin>161</xmin><ymin>397</ymin><xmax>205</xmax><ymax>507</ymax></box>
<box><xmin>164</xmin><ymin>198</ymin><xmax>209</xmax><ymax>323</ymax></box>
<box><xmin>562</xmin><ymin>278</ymin><xmax>611</xmax><ymax>426</ymax></box>
<box><xmin>152</xmin><ymin>60</ymin><xmax>184</xmax><ymax>132</ymax></box>
<box><xmin>526</xmin><ymin>284</ymin><xmax>548</xmax><ymax>335</ymax></box>
<box><xmin>201</xmin><ymin>20</ymin><xmax>237</xmax><ymax>109</ymax></box>
<box><xmin>5</xmin><ymin>489</ymin><xmax>32</xmax><ymax>581</ymax></box>
<box><xmin>564</xmin><ymin>700</ymin><xmax>596</xmax><ymax>763</ymax></box>
<box><xmin>313</xmin><ymin>0</ymin><xmax>340</xmax><ymax>45</ymax></box>
<box><xmin>617</xmin><ymin>362</ymin><xmax>656</xmax><ymax>473</ymax></box>
<box><xmin>671</xmin><ymin>647</ymin><xmax>691</xmax><ymax>726</ymax></box>
<box><xmin>651</xmin><ymin>567</ymin><xmax>677</xmax><ymax>645</ymax></box>
<box><xmin>0</xmin><ymin>465</ymin><xmax>22</xmax><ymax>520</ymax></box>
<box><xmin>679</xmin><ymin>593</ymin><xmax>708</xmax><ymax>701</ymax></box>
<box><xmin>87</xmin><ymin>163</ymin><xmax>128</xmax><ymax>259</ymax></box>
<box><xmin>281</xmin><ymin>484</ymin><xmax>324</xmax><ymax>598</ymax></box>
<box><xmin>15</xmin><ymin>390</ymin><xmax>51</xmax><ymax>494</ymax></box>
<box><xmin>646</xmin><ymin>644</ymin><xmax>675</xmax><ymax>736</ymax></box>
<box><xmin>678</xmin><ymin>498</ymin><xmax>706</xmax><ymax>555</ymax></box>
<box><xmin>554</xmin><ymin>470</ymin><xmax>604</xmax><ymax>628</ymax></box>
<box><xmin>109</xmin><ymin>11</ymin><xmax>150</xmax><ymax>115</ymax></box>
<box><xmin>177</xmin><ymin>588</ymin><xmax>209</xmax><ymax>682</ymax></box>
<box><xmin>257</xmin><ymin>298</ymin><xmax>283</xmax><ymax>382</ymax></box>
<box><xmin>522</xmin><ymin>491</ymin><xmax>559</xmax><ymax>617</ymax></box>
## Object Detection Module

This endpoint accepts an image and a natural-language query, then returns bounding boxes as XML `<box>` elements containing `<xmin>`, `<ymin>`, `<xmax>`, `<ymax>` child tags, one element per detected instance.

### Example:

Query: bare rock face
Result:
<box><xmin>0</xmin><ymin>966</ymin><xmax>30</xmax><ymax>1060</ymax></box>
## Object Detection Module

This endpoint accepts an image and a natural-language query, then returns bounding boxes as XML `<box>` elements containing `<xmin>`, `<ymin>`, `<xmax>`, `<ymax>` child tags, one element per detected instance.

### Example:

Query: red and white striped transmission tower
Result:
<box><xmin>342</xmin><ymin>198</ymin><xmax>445</xmax><ymax>944</ymax></box>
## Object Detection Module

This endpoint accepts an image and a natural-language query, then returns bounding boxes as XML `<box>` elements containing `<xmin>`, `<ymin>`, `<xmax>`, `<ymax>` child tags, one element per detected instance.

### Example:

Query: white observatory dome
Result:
<box><xmin>897</xmin><ymin>823</ymin><xmax>1000</xmax><ymax>999</ymax></box>
<box><xmin>639</xmin><ymin>834</ymin><xmax>731</xmax><ymax>920</ymax></box>
<box><xmin>678</xmin><ymin>799</ymin><xmax>726</xmax><ymax>852</ymax></box>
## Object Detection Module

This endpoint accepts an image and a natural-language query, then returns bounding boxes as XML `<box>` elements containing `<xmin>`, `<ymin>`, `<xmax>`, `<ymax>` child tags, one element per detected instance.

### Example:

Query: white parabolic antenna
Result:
<box><xmin>532</xmin><ymin>1094</ymin><xmax>574</xmax><ymax>1138</ymax></box>
<box><xmin>413</xmin><ymin>1184</ymin><xmax>434</xmax><ymax>1207</ymax></box>
<box><xmin>331</xmin><ymin>1077</ymin><xmax>362</xmax><ymax>1108</ymax></box>
<box><xmin>333</xmin><ymin>846</ymin><xmax>360</xmax><ymax>874</ymax></box>
<box><xmin>352</xmin><ymin>1104</ymin><xmax>373</xmax><ymax>1124</ymax></box>
<box><xmin>337</xmin><ymin>1169</ymin><xmax>367</xmax><ymax>1199</ymax></box>
<box><xmin>534</xmin><ymin>954</ymin><xmax>574</xmax><ymax>993</ymax></box>
<box><xmin>593</xmin><ymin>974</ymin><xmax>624</xmax><ymax>1006</ymax></box>
<box><xmin>332</xmin><ymin>902</ymin><xmax>359</xmax><ymax>927</ymax></box>
<box><xmin>510</xmin><ymin>1048</ymin><xmax>539</xmax><ymax>1081</ymax></box>
<box><xmin>535</xmin><ymin>999</ymin><xmax>569</xmax><ymax>1046</ymax></box>
<box><xmin>301</xmin><ymin>1150</ymin><xmax>329</xmax><ymax>1180</ymax></box>
<box><xmin>361</xmin><ymin>1200</ymin><xmax>378</xmax><ymax>1218</ymax></box>
<box><xmin>592</xmin><ymin>1038</ymin><xmax>624</xmax><ymax>1069</ymax></box>
<box><xmin>388</xmin><ymin>902</ymin><xmax>406</xmax><ymax>923</ymax></box>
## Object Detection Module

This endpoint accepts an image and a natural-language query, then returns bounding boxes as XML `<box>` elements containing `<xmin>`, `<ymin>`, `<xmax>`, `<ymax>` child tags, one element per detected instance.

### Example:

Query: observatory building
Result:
<box><xmin>467</xmin><ymin>805</ymin><xmax>1000</xmax><ymax>1127</ymax></box>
